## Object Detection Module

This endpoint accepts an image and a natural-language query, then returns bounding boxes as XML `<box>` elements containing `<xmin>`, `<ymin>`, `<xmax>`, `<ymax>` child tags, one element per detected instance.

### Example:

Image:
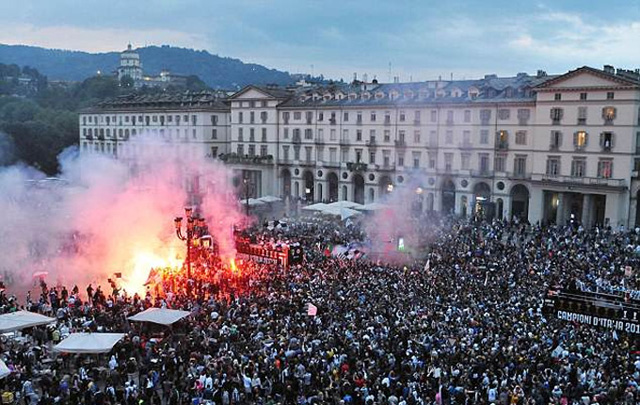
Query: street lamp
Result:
<box><xmin>174</xmin><ymin>207</ymin><xmax>202</xmax><ymax>291</ymax></box>
<box><xmin>243</xmin><ymin>176</ymin><xmax>249</xmax><ymax>216</ymax></box>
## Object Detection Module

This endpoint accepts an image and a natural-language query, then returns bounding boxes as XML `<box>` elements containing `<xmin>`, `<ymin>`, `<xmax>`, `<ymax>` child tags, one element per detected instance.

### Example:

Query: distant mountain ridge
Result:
<box><xmin>0</xmin><ymin>44</ymin><xmax>295</xmax><ymax>89</ymax></box>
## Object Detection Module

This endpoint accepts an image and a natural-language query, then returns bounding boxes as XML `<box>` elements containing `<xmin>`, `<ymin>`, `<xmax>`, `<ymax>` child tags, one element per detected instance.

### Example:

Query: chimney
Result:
<box><xmin>536</xmin><ymin>70</ymin><xmax>547</xmax><ymax>78</ymax></box>
<box><xmin>363</xmin><ymin>73</ymin><xmax>368</xmax><ymax>83</ymax></box>
<box><xmin>603</xmin><ymin>65</ymin><xmax>614</xmax><ymax>74</ymax></box>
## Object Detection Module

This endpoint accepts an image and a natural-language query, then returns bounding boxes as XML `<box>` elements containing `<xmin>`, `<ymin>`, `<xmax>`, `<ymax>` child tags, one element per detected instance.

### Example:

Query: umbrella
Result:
<box><xmin>258</xmin><ymin>195</ymin><xmax>282</xmax><ymax>203</ymax></box>
<box><xmin>302</xmin><ymin>203</ymin><xmax>328</xmax><ymax>212</ymax></box>
<box><xmin>327</xmin><ymin>201</ymin><xmax>363</xmax><ymax>209</ymax></box>
<box><xmin>0</xmin><ymin>360</ymin><xmax>11</xmax><ymax>379</ymax></box>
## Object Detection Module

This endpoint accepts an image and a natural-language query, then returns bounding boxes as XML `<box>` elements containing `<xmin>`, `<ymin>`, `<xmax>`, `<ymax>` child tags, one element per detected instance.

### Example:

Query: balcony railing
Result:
<box><xmin>378</xmin><ymin>164</ymin><xmax>396</xmax><ymax>171</ymax></box>
<box><xmin>339</xmin><ymin>138</ymin><xmax>350</xmax><ymax>146</ymax></box>
<box><xmin>366</xmin><ymin>139</ymin><xmax>377</xmax><ymax>147</ymax></box>
<box><xmin>329</xmin><ymin>118</ymin><xmax>336</xmax><ymax>125</ymax></box>
<box><xmin>471</xmin><ymin>169</ymin><xmax>493</xmax><ymax>177</ymax></box>
<box><xmin>458</xmin><ymin>141</ymin><xmax>473</xmax><ymax>149</ymax></box>
<box><xmin>219</xmin><ymin>153</ymin><xmax>274</xmax><ymax>165</ymax></box>
<box><xmin>322</xmin><ymin>161</ymin><xmax>341</xmax><ymax>168</ymax></box>
<box><xmin>314</xmin><ymin>137</ymin><xmax>325</xmax><ymax>145</ymax></box>
<box><xmin>292</xmin><ymin>135</ymin><xmax>301</xmax><ymax>144</ymax></box>
<box><xmin>414</xmin><ymin>119</ymin><xmax>421</xmax><ymax>126</ymax></box>
<box><xmin>496</xmin><ymin>141</ymin><xmax>509</xmax><ymax>150</ymax></box>
<box><xmin>394</xmin><ymin>139</ymin><xmax>407</xmax><ymax>148</ymax></box>
<box><xmin>384</xmin><ymin>118</ymin><xmax>391</xmax><ymax>125</ymax></box>
<box><xmin>531</xmin><ymin>173</ymin><xmax>625</xmax><ymax>188</ymax></box>
<box><xmin>346</xmin><ymin>162</ymin><xmax>368</xmax><ymax>172</ymax></box>
<box><xmin>507</xmin><ymin>171</ymin><xmax>531</xmax><ymax>180</ymax></box>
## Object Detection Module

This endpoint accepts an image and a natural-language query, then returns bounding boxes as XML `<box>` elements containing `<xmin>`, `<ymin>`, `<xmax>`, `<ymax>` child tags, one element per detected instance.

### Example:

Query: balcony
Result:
<box><xmin>458</xmin><ymin>141</ymin><xmax>473</xmax><ymax>150</ymax></box>
<box><xmin>356</xmin><ymin>119</ymin><xmax>363</xmax><ymax>126</ymax></box>
<box><xmin>346</xmin><ymin>162</ymin><xmax>368</xmax><ymax>172</ymax></box>
<box><xmin>85</xmin><ymin>135</ymin><xmax>94</xmax><ymax>140</ymax></box>
<box><xmin>549</xmin><ymin>144</ymin><xmax>560</xmax><ymax>151</ymax></box>
<box><xmin>322</xmin><ymin>161</ymin><xmax>341</xmax><ymax>168</ymax></box>
<box><xmin>496</xmin><ymin>141</ymin><xmax>508</xmax><ymax>150</ymax></box>
<box><xmin>384</xmin><ymin>118</ymin><xmax>391</xmax><ymax>126</ymax></box>
<box><xmin>366</xmin><ymin>139</ymin><xmax>377</xmax><ymax>148</ymax></box>
<box><xmin>471</xmin><ymin>169</ymin><xmax>493</xmax><ymax>178</ymax></box>
<box><xmin>414</xmin><ymin>119</ymin><xmax>421</xmax><ymax>126</ymax></box>
<box><xmin>300</xmin><ymin>159</ymin><xmax>316</xmax><ymax>167</ymax></box>
<box><xmin>314</xmin><ymin>137</ymin><xmax>325</xmax><ymax>145</ymax></box>
<box><xmin>394</xmin><ymin>139</ymin><xmax>407</xmax><ymax>148</ymax></box>
<box><xmin>292</xmin><ymin>135</ymin><xmax>301</xmax><ymax>144</ymax></box>
<box><xmin>377</xmin><ymin>164</ymin><xmax>396</xmax><ymax>171</ymax></box>
<box><xmin>531</xmin><ymin>173</ymin><xmax>625</xmax><ymax>189</ymax></box>
<box><xmin>339</xmin><ymin>138</ymin><xmax>350</xmax><ymax>146</ymax></box>
<box><xmin>507</xmin><ymin>171</ymin><xmax>531</xmax><ymax>180</ymax></box>
<box><xmin>446</xmin><ymin>119</ymin><xmax>454</xmax><ymax>126</ymax></box>
<box><xmin>219</xmin><ymin>153</ymin><xmax>274</xmax><ymax>165</ymax></box>
<box><xmin>97</xmin><ymin>135</ymin><xmax>105</xmax><ymax>141</ymax></box>
<box><xmin>329</xmin><ymin>118</ymin><xmax>336</xmax><ymax>125</ymax></box>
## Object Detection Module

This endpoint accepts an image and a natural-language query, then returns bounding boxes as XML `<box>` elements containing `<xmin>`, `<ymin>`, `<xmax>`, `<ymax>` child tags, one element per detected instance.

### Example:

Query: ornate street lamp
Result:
<box><xmin>174</xmin><ymin>207</ymin><xmax>199</xmax><ymax>290</ymax></box>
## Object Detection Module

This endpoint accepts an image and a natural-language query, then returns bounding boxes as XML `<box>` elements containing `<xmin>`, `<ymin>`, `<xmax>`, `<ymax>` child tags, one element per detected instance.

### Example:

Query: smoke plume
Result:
<box><xmin>0</xmin><ymin>134</ymin><xmax>245</xmax><ymax>295</ymax></box>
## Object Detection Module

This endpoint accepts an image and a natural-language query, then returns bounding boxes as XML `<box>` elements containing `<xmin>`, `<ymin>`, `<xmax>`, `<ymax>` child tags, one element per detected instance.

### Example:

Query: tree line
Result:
<box><xmin>0</xmin><ymin>63</ymin><xmax>210</xmax><ymax>174</ymax></box>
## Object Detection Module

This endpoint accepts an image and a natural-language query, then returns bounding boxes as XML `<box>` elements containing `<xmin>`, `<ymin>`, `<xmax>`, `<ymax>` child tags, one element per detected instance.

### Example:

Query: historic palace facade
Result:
<box><xmin>80</xmin><ymin>65</ymin><xmax>640</xmax><ymax>227</ymax></box>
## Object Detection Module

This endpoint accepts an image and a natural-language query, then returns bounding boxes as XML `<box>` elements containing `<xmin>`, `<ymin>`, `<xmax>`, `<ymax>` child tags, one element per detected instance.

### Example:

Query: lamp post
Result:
<box><xmin>174</xmin><ymin>207</ymin><xmax>195</xmax><ymax>290</ymax></box>
<box><xmin>243</xmin><ymin>176</ymin><xmax>249</xmax><ymax>216</ymax></box>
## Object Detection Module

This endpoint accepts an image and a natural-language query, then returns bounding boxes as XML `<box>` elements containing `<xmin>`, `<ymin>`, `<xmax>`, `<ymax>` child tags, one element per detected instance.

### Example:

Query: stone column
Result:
<box><xmin>582</xmin><ymin>194</ymin><xmax>592</xmax><ymax>228</ymax></box>
<box><xmin>555</xmin><ymin>192</ymin><xmax>565</xmax><ymax>225</ymax></box>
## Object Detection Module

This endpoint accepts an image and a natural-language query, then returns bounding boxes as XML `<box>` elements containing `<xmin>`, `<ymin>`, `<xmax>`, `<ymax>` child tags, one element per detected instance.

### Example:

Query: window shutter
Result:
<box><xmin>558</xmin><ymin>132</ymin><xmax>562</xmax><ymax>146</ymax></box>
<box><xmin>550</xmin><ymin>131</ymin><xmax>555</xmax><ymax>145</ymax></box>
<box><xmin>599</xmin><ymin>133</ymin><xmax>604</xmax><ymax>147</ymax></box>
<box><xmin>610</xmin><ymin>133</ymin><xmax>615</xmax><ymax>149</ymax></box>
<box><xmin>573</xmin><ymin>132</ymin><xmax>578</xmax><ymax>146</ymax></box>
<box><xmin>584</xmin><ymin>133</ymin><xmax>588</xmax><ymax>146</ymax></box>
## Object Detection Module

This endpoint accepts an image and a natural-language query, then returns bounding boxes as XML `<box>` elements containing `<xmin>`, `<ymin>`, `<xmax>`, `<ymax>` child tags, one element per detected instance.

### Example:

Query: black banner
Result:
<box><xmin>544</xmin><ymin>289</ymin><xmax>640</xmax><ymax>335</ymax></box>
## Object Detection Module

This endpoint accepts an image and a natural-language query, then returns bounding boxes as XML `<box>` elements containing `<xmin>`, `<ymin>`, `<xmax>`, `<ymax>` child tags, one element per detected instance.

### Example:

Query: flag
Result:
<box><xmin>424</xmin><ymin>260</ymin><xmax>430</xmax><ymax>272</ymax></box>
<box><xmin>307</xmin><ymin>303</ymin><xmax>318</xmax><ymax>316</ymax></box>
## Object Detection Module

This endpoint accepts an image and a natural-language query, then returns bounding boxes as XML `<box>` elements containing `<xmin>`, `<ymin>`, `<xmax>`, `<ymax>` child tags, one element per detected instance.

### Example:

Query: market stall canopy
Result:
<box><xmin>357</xmin><ymin>202</ymin><xmax>389</xmax><ymax>211</ymax></box>
<box><xmin>239</xmin><ymin>198</ymin><xmax>265</xmax><ymax>206</ymax></box>
<box><xmin>319</xmin><ymin>206</ymin><xmax>363</xmax><ymax>220</ymax></box>
<box><xmin>258</xmin><ymin>195</ymin><xmax>282</xmax><ymax>203</ymax></box>
<box><xmin>128</xmin><ymin>308</ymin><xmax>191</xmax><ymax>326</ymax></box>
<box><xmin>327</xmin><ymin>201</ymin><xmax>363</xmax><ymax>210</ymax></box>
<box><xmin>301</xmin><ymin>203</ymin><xmax>328</xmax><ymax>212</ymax></box>
<box><xmin>54</xmin><ymin>333</ymin><xmax>125</xmax><ymax>354</ymax></box>
<box><xmin>0</xmin><ymin>311</ymin><xmax>56</xmax><ymax>333</ymax></box>
<box><xmin>0</xmin><ymin>359</ymin><xmax>11</xmax><ymax>379</ymax></box>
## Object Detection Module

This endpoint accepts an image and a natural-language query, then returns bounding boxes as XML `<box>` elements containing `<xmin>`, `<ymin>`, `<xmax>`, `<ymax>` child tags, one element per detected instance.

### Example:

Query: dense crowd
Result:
<box><xmin>1</xmin><ymin>215</ymin><xmax>640</xmax><ymax>405</ymax></box>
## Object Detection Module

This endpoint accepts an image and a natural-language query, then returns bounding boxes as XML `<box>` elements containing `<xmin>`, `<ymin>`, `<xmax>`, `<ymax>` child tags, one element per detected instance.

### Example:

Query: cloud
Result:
<box><xmin>0</xmin><ymin>23</ymin><xmax>211</xmax><ymax>53</ymax></box>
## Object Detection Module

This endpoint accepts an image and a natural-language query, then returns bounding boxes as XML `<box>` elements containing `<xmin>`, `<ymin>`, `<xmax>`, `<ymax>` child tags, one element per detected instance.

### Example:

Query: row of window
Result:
<box><xmin>546</xmin><ymin>157</ymin><xmax>613</xmax><ymax>178</ymax></box>
<box><xmin>237</xmin><ymin>111</ymin><xmax>269</xmax><ymax>124</ymax></box>
<box><xmin>237</xmin><ymin>100</ymin><xmax>269</xmax><ymax>108</ymax></box>
<box><xmin>281</xmin><ymin>108</ymin><xmax>532</xmax><ymax>125</ymax></box>
<box><xmin>549</xmin><ymin>106</ymin><xmax>618</xmax><ymax>125</ymax></box>
<box><xmin>83</xmin><ymin>114</ymin><xmax>219</xmax><ymax>126</ymax></box>
<box><xmin>554</xmin><ymin>91</ymin><xmax>615</xmax><ymax>101</ymax></box>
<box><xmin>273</xmin><ymin>144</ymin><xmax>615</xmax><ymax>179</ymax></box>
<box><xmin>235</xmin><ymin>144</ymin><xmax>270</xmax><ymax>157</ymax></box>
<box><xmin>83</xmin><ymin>127</ymin><xmax>211</xmax><ymax>140</ymax></box>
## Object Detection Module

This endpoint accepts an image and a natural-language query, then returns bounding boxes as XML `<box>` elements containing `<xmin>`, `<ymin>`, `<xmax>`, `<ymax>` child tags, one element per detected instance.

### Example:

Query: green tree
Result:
<box><xmin>120</xmin><ymin>74</ymin><xmax>135</xmax><ymax>88</ymax></box>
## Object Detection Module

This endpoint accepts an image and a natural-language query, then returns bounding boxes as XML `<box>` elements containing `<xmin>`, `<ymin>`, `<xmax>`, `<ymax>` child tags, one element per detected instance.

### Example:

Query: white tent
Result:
<box><xmin>357</xmin><ymin>202</ymin><xmax>389</xmax><ymax>211</ymax></box>
<box><xmin>240</xmin><ymin>198</ymin><xmax>265</xmax><ymax>207</ymax></box>
<box><xmin>0</xmin><ymin>359</ymin><xmax>11</xmax><ymax>379</ymax></box>
<box><xmin>319</xmin><ymin>206</ymin><xmax>362</xmax><ymax>220</ymax></box>
<box><xmin>0</xmin><ymin>311</ymin><xmax>56</xmax><ymax>333</ymax></box>
<box><xmin>54</xmin><ymin>333</ymin><xmax>125</xmax><ymax>354</ymax></box>
<box><xmin>258</xmin><ymin>195</ymin><xmax>282</xmax><ymax>203</ymax></box>
<box><xmin>128</xmin><ymin>308</ymin><xmax>191</xmax><ymax>326</ymax></box>
<box><xmin>327</xmin><ymin>201</ymin><xmax>363</xmax><ymax>209</ymax></box>
<box><xmin>302</xmin><ymin>202</ymin><xmax>328</xmax><ymax>212</ymax></box>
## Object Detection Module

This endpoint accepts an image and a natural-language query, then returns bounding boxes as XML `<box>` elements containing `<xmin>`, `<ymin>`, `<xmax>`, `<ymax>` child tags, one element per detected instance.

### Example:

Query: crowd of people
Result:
<box><xmin>0</xmin><ymin>214</ymin><xmax>640</xmax><ymax>405</ymax></box>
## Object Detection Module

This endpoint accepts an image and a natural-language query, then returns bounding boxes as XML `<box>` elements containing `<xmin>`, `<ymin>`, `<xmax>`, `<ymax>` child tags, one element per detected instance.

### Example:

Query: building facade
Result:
<box><xmin>79</xmin><ymin>65</ymin><xmax>640</xmax><ymax>227</ymax></box>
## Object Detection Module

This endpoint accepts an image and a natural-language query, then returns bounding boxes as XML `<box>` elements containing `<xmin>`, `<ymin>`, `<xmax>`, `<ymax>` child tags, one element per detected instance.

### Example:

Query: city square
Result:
<box><xmin>1</xmin><ymin>1</ymin><xmax>640</xmax><ymax>404</ymax></box>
